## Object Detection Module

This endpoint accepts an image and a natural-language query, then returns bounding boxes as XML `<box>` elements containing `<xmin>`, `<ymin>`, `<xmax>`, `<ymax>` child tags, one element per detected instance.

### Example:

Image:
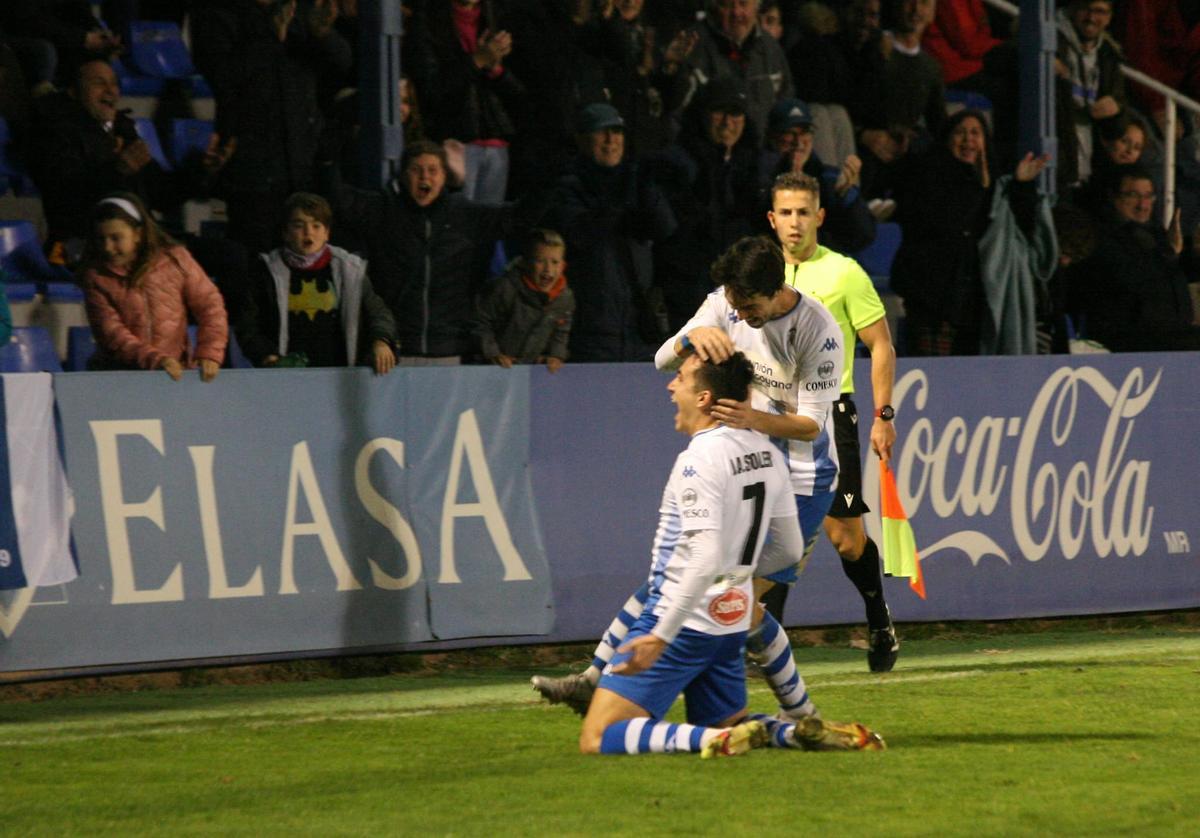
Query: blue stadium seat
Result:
<box><xmin>128</xmin><ymin>21</ymin><xmax>196</xmax><ymax>79</ymax></box>
<box><xmin>487</xmin><ymin>240</ymin><xmax>509</xmax><ymax>280</ymax></box>
<box><xmin>0</xmin><ymin>116</ymin><xmax>39</xmax><ymax>196</ymax></box>
<box><xmin>44</xmin><ymin>282</ymin><xmax>84</xmax><ymax>304</ymax></box>
<box><xmin>188</xmin><ymin>324</ymin><xmax>252</xmax><ymax>368</ymax></box>
<box><xmin>0</xmin><ymin>221</ymin><xmax>71</xmax><ymax>283</ymax></box>
<box><xmin>945</xmin><ymin>89</ymin><xmax>995</xmax><ymax>127</ymax></box>
<box><xmin>0</xmin><ymin>327</ymin><xmax>63</xmax><ymax>372</ymax></box>
<box><xmin>112</xmin><ymin>56</ymin><xmax>165</xmax><ymax>97</ymax></box>
<box><xmin>851</xmin><ymin>222</ymin><xmax>902</xmax><ymax>291</ymax></box>
<box><xmin>170</xmin><ymin>119</ymin><xmax>214</xmax><ymax>167</ymax></box>
<box><xmin>2</xmin><ymin>280</ymin><xmax>37</xmax><ymax>305</ymax></box>
<box><xmin>133</xmin><ymin>118</ymin><xmax>173</xmax><ymax>171</ymax></box>
<box><xmin>65</xmin><ymin>325</ymin><xmax>97</xmax><ymax>371</ymax></box>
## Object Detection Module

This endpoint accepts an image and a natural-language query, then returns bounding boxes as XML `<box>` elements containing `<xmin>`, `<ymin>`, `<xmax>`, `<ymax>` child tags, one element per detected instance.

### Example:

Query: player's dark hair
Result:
<box><xmin>694</xmin><ymin>351</ymin><xmax>754</xmax><ymax>404</ymax></box>
<box><xmin>710</xmin><ymin>236</ymin><xmax>785</xmax><ymax>301</ymax></box>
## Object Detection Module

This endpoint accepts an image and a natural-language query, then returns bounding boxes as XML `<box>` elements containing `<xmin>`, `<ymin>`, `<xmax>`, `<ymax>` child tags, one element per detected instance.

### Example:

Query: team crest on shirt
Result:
<box><xmin>708</xmin><ymin>588</ymin><xmax>749</xmax><ymax>626</ymax></box>
<box><xmin>818</xmin><ymin>361</ymin><xmax>835</xmax><ymax>378</ymax></box>
<box><xmin>681</xmin><ymin>488</ymin><xmax>698</xmax><ymax>506</ymax></box>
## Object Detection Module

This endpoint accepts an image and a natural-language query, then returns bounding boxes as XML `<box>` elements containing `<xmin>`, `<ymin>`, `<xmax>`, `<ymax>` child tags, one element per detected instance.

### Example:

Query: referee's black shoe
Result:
<box><xmin>867</xmin><ymin>622</ymin><xmax>900</xmax><ymax>673</ymax></box>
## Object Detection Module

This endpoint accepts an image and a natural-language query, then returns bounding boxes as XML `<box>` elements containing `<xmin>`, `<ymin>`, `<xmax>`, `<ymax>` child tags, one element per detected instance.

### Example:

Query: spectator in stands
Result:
<box><xmin>923</xmin><ymin>0</ymin><xmax>1018</xmax><ymax>166</ymax></box>
<box><xmin>1070</xmin><ymin>165</ymin><xmax>1200</xmax><ymax>351</ymax></box>
<box><xmin>1113</xmin><ymin>0</ymin><xmax>1200</xmax><ymax>132</ymax></box>
<box><xmin>685</xmin><ymin>0</ymin><xmax>794</xmax><ymax>146</ymax></box>
<box><xmin>544</xmin><ymin>102</ymin><xmax>676</xmax><ymax>361</ymax></box>
<box><xmin>656</xmin><ymin>77</ymin><xmax>763</xmax><ymax>329</ymax></box>
<box><xmin>80</xmin><ymin>192</ymin><xmax>228</xmax><ymax>379</ymax></box>
<box><xmin>856</xmin><ymin>0</ymin><xmax>946</xmax><ymax>200</ymax></box>
<box><xmin>29</xmin><ymin>58</ymin><xmax>248</xmax><ymax>332</ymax></box>
<box><xmin>1055</xmin><ymin>0</ymin><xmax>1125</xmax><ymax>186</ymax></box>
<box><xmin>760</xmin><ymin>97</ymin><xmax>876</xmax><ymax>253</ymax></box>
<box><xmin>502</xmin><ymin>0</ymin><xmax>608</xmax><ymax>199</ymax></box>
<box><xmin>191</xmin><ymin>0</ymin><xmax>352</xmax><ymax>255</ymax></box>
<box><xmin>772</xmin><ymin>4</ymin><xmax>857</xmax><ymax>168</ymax></box>
<box><xmin>890</xmin><ymin>109</ymin><xmax>1049</xmax><ymax>355</ymax></box>
<box><xmin>475</xmin><ymin>227</ymin><xmax>575</xmax><ymax>372</ymax></box>
<box><xmin>234</xmin><ymin>192</ymin><xmax>396</xmax><ymax>373</ymax></box>
<box><xmin>576</xmin><ymin>0</ymin><xmax>697</xmax><ymax>157</ymax></box>
<box><xmin>408</xmin><ymin>0</ymin><xmax>525</xmax><ymax>203</ymax></box>
<box><xmin>321</xmin><ymin>139</ymin><xmax>544</xmax><ymax>362</ymax></box>
<box><xmin>0</xmin><ymin>0</ymin><xmax>120</xmax><ymax>87</ymax></box>
<box><xmin>1073</xmin><ymin>113</ymin><xmax>1160</xmax><ymax>218</ymax></box>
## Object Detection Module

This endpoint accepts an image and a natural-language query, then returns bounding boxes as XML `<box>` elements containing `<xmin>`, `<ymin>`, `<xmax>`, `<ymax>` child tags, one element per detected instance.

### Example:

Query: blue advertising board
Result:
<box><xmin>0</xmin><ymin>354</ymin><xmax>1196</xmax><ymax>676</ymax></box>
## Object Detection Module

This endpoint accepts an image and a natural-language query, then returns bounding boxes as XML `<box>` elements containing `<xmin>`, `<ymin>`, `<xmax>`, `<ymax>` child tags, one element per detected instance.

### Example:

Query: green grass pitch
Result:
<box><xmin>3</xmin><ymin>622</ymin><xmax>1198</xmax><ymax>836</ymax></box>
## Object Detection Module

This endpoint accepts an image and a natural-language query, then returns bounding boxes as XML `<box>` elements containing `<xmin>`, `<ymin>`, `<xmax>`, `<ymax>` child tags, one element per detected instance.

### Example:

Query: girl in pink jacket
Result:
<box><xmin>80</xmin><ymin>193</ymin><xmax>228</xmax><ymax>381</ymax></box>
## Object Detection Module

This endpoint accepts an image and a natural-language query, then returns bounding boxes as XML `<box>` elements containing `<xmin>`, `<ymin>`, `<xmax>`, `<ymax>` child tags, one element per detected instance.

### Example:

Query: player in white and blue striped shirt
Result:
<box><xmin>537</xmin><ymin>238</ymin><xmax>847</xmax><ymax>730</ymax></box>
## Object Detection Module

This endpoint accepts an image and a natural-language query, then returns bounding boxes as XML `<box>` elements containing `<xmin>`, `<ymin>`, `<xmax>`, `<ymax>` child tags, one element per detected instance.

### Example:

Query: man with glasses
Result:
<box><xmin>1071</xmin><ymin>165</ymin><xmax>1200</xmax><ymax>351</ymax></box>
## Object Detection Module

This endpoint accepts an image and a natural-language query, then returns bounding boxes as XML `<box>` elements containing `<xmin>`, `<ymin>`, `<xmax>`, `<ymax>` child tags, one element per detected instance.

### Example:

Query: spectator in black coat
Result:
<box><xmin>321</xmin><ymin>140</ymin><xmax>546</xmax><ymax>361</ymax></box>
<box><xmin>544</xmin><ymin>103</ymin><xmax>677</xmax><ymax>361</ymax></box>
<box><xmin>655</xmin><ymin>77</ymin><xmax>762</xmax><ymax>330</ymax></box>
<box><xmin>191</xmin><ymin>0</ymin><xmax>352</xmax><ymax>254</ymax></box>
<box><xmin>408</xmin><ymin>0</ymin><xmax>525</xmax><ymax>203</ymax></box>
<box><xmin>1070</xmin><ymin>166</ymin><xmax>1200</xmax><ymax>351</ymax></box>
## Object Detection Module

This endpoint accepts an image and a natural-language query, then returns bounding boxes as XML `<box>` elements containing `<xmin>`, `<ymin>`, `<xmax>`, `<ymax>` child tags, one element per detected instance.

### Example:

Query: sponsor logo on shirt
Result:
<box><xmin>681</xmin><ymin>488</ymin><xmax>698</xmax><ymax>507</ymax></box>
<box><xmin>682</xmin><ymin>466</ymin><xmax>697</xmax><ymax>478</ymax></box>
<box><xmin>708</xmin><ymin>587</ymin><xmax>749</xmax><ymax>626</ymax></box>
<box><xmin>822</xmin><ymin>338</ymin><xmax>840</xmax><ymax>352</ymax></box>
<box><xmin>818</xmin><ymin>361</ymin><xmax>835</xmax><ymax>378</ymax></box>
<box><xmin>804</xmin><ymin>379</ymin><xmax>839</xmax><ymax>392</ymax></box>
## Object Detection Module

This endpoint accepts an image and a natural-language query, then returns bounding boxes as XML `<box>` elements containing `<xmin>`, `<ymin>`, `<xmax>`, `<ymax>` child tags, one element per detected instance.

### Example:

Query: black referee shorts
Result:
<box><xmin>829</xmin><ymin>395</ymin><xmax>871</xmax><ymax>519</ymax></box>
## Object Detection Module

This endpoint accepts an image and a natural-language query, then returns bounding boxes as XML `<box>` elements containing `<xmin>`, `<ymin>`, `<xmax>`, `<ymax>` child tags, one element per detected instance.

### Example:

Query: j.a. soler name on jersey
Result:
<box><xmin>729</xmin><ymin>449</ymin><xmax>775</xmax><ymax>476</ymax></box>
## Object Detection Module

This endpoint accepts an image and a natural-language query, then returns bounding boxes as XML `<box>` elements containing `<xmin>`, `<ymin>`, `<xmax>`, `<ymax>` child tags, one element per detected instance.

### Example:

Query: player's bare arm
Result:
<box><xmin>856</xmin><ymin>317</ymin><xmax>896</xmax><ymax>464</ymax></box>
<box><xmin>711</xmin><ymin>398</ymin><xmax>822</xmax><ymax>440</ymax></box>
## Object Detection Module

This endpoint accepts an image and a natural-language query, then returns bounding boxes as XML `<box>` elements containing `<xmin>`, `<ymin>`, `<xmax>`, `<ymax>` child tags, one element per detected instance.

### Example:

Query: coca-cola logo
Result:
<box><xmin>708</xmin><ymin>587</ymin><xmax>749</xmax><ymax>625</ymax></box>
<box><xmin>865</xmin><ymin>366</ymin><xmax>1160</xmax><ymax>565</ymax></box>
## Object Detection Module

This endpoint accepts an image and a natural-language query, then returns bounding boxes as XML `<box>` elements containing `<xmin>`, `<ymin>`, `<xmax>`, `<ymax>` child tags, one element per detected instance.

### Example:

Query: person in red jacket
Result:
<box><xmin>79</xmin><ymin>192</ymin><xmax>228</xmax><ymax>381</ymax></box>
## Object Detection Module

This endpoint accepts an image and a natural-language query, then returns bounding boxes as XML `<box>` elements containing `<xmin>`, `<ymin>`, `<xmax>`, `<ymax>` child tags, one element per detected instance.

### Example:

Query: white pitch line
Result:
<box><xmin>1</xmin><ymin>705</ymin><xmax>543</xmax><ymax>747</ymax></box>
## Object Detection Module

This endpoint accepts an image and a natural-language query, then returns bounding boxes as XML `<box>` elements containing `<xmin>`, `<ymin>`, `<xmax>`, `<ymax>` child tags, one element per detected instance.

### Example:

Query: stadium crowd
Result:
<box><xmin>1</xmin><ymin>0</ymin><xmax>1199</xmax><ymax>373</ymax></box>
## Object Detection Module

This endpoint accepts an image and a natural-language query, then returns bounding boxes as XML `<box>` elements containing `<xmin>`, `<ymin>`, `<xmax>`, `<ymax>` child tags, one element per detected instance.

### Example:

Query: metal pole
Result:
<box><xmin>1164</xmin><ymin>99</ymin><xmax>1177</xmax><ymax>225</ymax></box>
<box><xmin>357</xmin><ymin>0</ymin><xmax>404</xmax><ymax>189</ymax></box>
<box><xmin>1016</xmin><ymin>0</ymin><xmax>1056</xmax><ymax>198</ymax></box>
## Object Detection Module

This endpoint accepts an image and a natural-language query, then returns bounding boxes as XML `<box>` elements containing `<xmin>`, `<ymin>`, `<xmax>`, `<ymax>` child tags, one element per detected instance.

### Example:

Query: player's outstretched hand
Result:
<box><xmin>685</xmin><ymin>327</ymin><xmax>734</xmax><ymax>362</ymax></box>
<box><xmin>712</xmin><ymin>397</ymin><xmax>755</xmax><ymax>430</ymax></box>
<box><xmin>613</xmin><ymin>634</ymin><xmax>667</xmax><ymax>675</ymax></box>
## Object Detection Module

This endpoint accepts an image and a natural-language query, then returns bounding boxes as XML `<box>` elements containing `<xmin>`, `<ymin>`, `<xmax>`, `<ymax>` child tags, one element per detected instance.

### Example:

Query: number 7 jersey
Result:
<box><xmin>645</xmin><ymin>426</ymin><xmax>796</xmax><ymax>636</ymax></box>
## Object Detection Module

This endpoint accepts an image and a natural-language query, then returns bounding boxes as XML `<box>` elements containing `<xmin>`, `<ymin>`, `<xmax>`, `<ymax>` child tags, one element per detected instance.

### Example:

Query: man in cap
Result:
<box><xmin>656</xmin><ymin>76</ymin><xmax>763</xmax><ymax>329</ymax></box>
<box><xmin>761</xmin><ymin>98</ymin><xmax>875</xmax><ymax>253</ymax></box>
<box><xmin>543</xmin><ymin>102</ymin><xmax>677</xmax><ymax>361</ymax></box>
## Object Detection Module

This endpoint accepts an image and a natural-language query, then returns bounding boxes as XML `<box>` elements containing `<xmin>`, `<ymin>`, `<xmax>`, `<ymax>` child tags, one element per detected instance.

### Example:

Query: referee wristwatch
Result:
<box><xmin>875</xmin><ymin>405</ymin><xmax>895</xmax><ymax>422</ymax></box>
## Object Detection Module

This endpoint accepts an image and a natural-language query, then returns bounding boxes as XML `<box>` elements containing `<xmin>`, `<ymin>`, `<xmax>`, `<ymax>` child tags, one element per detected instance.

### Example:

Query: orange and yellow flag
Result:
<box><xmin>879</xmin><ymin>461</ymin><xmax>926</xmax><ymax>599</ymax></box>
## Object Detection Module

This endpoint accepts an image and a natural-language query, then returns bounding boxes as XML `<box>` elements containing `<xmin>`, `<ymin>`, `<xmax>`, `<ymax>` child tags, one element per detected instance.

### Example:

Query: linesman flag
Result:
<box><xmin>0</xmin><ymin>373</ymin><xmax>76</xmax><ymax>591</ymax></box>
<box><xmin>879</xmin><ymin>461</ymin><xmax>925</xmax><ymax>599</ymax></box>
